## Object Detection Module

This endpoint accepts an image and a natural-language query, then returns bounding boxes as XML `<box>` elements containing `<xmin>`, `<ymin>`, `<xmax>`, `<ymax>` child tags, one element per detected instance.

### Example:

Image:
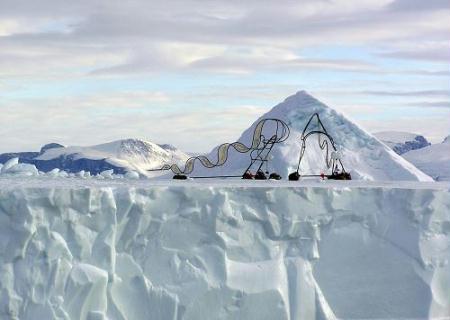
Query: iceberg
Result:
<box><xmin>0</xmin><ymin>179</ymin><xmax>449</xmax><ymax>319</ymax></box>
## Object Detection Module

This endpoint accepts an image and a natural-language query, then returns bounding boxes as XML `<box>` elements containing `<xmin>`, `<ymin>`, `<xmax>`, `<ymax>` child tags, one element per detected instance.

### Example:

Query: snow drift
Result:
<box><xmin>0</xmin><ymin>179</ymin><xmax>449</xmax><ymax>320</ymax></box>
<box><xmin>403</xmin><ymin>135</ymin><xmax>450</xmax><ymax>181</ymax></box>
<box><xmin>0</xmin><ymin>157</ymin><xmax>143</xmax><ymax>179</ymax></box>
<box><xmin>191</xmin><ymin>91</ymin><xmax>432</xmax><ymax>181</ymax></box>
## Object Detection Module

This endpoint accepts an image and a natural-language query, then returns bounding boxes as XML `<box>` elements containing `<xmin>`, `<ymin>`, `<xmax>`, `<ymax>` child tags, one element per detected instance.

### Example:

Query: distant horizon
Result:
<box><xmin>1</xmin><ymin>0</ymin><xmax>449</xmax><ymax>153</ymax></box>
<box><xmin>1</xmin><ymin>90</ymin><xmax>449</xmax><ymax>155</ymax></box>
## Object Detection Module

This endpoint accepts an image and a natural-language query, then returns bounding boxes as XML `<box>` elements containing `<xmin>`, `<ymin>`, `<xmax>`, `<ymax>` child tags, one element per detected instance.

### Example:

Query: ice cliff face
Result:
<box><xmin>0</xmin><ymin>181</ymin><xmax>449</xmax><ymax>320</ymax></box>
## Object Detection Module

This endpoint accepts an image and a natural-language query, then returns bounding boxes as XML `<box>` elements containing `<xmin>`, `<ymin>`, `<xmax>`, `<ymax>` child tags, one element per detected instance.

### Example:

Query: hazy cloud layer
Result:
<box><xmin>361</xmin><ymin>90</ymin><xmax>450</xmax><ymax>98</ymax></box>
<box><xmin>1</xmin><ymin>0</ymin><xmax>449</xmax><ymax>76</ymax></box>
<box><xmin>0</xmin><ymin>0</ymin><xmax>449</xmax><ymax>151</ymax></box>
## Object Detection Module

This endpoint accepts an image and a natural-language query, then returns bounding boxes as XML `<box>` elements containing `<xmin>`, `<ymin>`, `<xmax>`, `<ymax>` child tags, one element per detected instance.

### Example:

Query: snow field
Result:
<box><xmin>403</xmin><ymin>137</ymin><xmax>450</xmax><ymax>181</ymax></box>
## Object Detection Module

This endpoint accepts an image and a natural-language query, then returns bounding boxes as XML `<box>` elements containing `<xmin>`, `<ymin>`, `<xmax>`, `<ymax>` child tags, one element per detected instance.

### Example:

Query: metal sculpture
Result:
<box><xmin>149</xmin><ymin>118</ymin><xmax>290</xmax><ymax>180</ymax></box>
<box><xmin>288</xmin><ymin>113</ymin><xmax>351</xmax><ymax>181</ymax></box>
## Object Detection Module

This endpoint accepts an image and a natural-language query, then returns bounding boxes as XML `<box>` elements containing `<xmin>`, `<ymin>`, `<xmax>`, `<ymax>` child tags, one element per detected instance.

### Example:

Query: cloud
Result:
<box><xmin>388</xmin><ymin>0</ymin><xmax>450</xmax><ymax>12</ymax></box>
<box><xmin>2</xmin><ymin>86</ymin><xmax>450</xmax><ymax>154</ymax></box>
<box><xmin>365</xmin><ymin>114</ymin><xmax>450</xmax><ymax>143</ymax></box>
<box><xmin>402</xmin><ymin>101</ymin><xmax>450</xmax><ymax>108</ymax></box>
<box><xmin>403</xmin><ymin>69</ymin><xmax>450</xmax><ymax>76</ymax></box>
<box><xmin>0</xmin><ymin>90</ymin><xmax>265</xmax><ymax>153</ymax></box>
<box><xmin>0</xmin><ymin>0</ymin><xmax>448</xmax><ymax>78</ymax></box>
<box><xmin>378</xmin><ymin>42</ymin><xmax>450</xmax><ymax>62</ymax></box>
<box><xmin>360</xmin><ymin>90</ymin><xmax>450</xmax><ymax>98</ymax></box>
<box><xmin>380</xmin><ymin>49</ymin><xmax>449</xmax><ymax>62</ymax></box>
<box><xmin>0</xmin><ymin>0</ymin><xmax>449</xmax><ymax>151</ymax></box>
<box><xmin>188</xmin><ymin>51</ymin><xmax>377</xmax><ymax>74</ymax></box>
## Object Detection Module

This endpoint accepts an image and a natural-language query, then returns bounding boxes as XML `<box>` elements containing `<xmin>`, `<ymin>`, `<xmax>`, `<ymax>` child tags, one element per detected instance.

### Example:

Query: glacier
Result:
<box><xmin>0</xmin><ymin>178</ymin><xmax>449</xmax><ymax>320</ymax></box>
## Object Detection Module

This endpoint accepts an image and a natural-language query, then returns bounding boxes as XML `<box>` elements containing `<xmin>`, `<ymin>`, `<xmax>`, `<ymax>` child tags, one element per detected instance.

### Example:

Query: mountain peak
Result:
<box><xmin>294</xmin><ymin>89</ymin><xmax>309</xmax><ymax>96</ymax></box>
<box><xmin>269</xmin><ymin>90</ymin><xmax>328</xmax><ymax>119</ymax></box>
<box><xmin>158</xmin><ymin>143</ymin><xmax>178</xmax><ymax>151</ymax></box>
<box><xmin>93</xmin><ymin>138</ymin><xmax>179</xmax><ymax>155</ymax></box>
<box><xmin>287</xmin><ymin>90</ymin><xmax>317</xmax><ymax>102</ymax></box>
<box><xmin>40</xmin><ymin>143</ymin><xmax>64</xmax><ymax>154</ymax></box>
<box><xmin>118</xmin><ymin>138</ymin><xmax>154</xmax><ymax>148</ymax></box>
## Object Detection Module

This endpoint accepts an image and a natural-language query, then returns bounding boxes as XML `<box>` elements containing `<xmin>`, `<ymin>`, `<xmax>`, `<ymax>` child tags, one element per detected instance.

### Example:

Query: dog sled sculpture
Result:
<box><xmin>288</xmin><ymin>113</ymin><xmax>351</xmax><ymax>181</ymax></box>
<box><xmin>148</xmin><ymin>113</ymin><xmax>351</xmax><ymax>181</ymax></box>
<box><xmin>149</xmin><ymin>118</ymin><xmax>290</xmax><ymax>180</ymax></box>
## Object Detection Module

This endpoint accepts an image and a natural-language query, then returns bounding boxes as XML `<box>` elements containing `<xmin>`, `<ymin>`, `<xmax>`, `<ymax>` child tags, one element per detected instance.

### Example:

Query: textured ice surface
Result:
<box><xmin>0</xmin><ymin>179</ymin><xmax>449</xmax><ymax>320</ymax></box>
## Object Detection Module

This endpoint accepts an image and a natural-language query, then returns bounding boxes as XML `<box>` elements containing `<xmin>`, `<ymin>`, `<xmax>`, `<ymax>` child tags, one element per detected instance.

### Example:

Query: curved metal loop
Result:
<box><xmin>150</xmin><ymin>118</ymin><xmax>290</xmax><ymax>175</ymax></box>
<box><xmin>295</xmin><ymin>113</ymin><xmax>347</xmax><ymax>174</ymax></box>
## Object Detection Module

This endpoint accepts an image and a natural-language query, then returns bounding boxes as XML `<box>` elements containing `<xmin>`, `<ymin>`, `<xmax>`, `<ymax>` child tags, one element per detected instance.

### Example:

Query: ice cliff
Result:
<box><xmin>0</xmin><ymin>180</ymin><xmax>449</xmax><ymax>319</ymax></box>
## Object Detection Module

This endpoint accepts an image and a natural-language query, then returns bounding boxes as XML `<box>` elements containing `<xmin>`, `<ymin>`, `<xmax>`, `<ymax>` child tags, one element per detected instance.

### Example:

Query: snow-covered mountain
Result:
<box><xmin>0</xmin><ymin>139</ymin><xmax>189</xmax><ymax>175</ymax></box>
<box><xmin>374</xmin><ymin>131</ymin><xmax>430</xmax><ymax>155</ymax></box>
<box><xmin>0</xmin><ymin>143</ymin><xmax>65</xmax><ymax>168</ymax></box>
<box><xmin>191</xmin><ymin>91</ymin><xmax>432</xmax><ymax>181</ymax></box>
<box><xmin>403</xmin><ymin>135</ymin><xmax>450</xmax><ymax>181</ymax></box>
<box><xmin>34</xmin><ymin>139</ymin><xmax>189</xmax><ymax>175</ymax></box>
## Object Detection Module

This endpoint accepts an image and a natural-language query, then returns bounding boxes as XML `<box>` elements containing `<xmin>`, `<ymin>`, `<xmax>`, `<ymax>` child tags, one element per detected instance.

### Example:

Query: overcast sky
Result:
<box><xmin>0</xmin><ymin>0</ymin><xmax>449</xmax><ymax>152</ymax></box>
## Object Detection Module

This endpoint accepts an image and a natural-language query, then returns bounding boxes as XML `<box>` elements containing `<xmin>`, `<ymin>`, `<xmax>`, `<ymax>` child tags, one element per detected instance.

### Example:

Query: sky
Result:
<box><xmin>0</xmin><ymin>0</ymin><xmax>449</xmax><ymax>153</ymax></box>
